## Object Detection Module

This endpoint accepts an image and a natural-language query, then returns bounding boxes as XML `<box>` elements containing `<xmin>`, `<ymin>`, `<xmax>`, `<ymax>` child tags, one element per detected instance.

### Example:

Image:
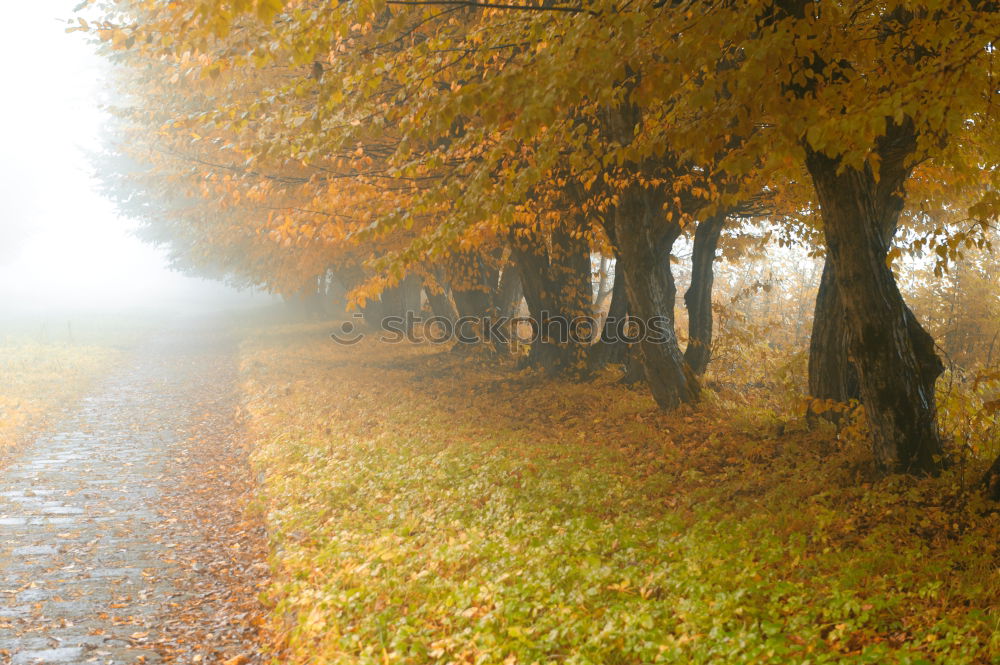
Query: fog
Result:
<box><xmin>0</xmin><ymin>1</ymin><xmax>264</xmax><ymax>324</ymax></box>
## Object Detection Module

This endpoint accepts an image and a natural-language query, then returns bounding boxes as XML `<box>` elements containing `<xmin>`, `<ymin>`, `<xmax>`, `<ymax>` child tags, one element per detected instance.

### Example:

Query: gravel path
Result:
<box><xmin>0</xmin><ymin>318</ymin><xmax>266</xmax><ymax>665</ymax></box>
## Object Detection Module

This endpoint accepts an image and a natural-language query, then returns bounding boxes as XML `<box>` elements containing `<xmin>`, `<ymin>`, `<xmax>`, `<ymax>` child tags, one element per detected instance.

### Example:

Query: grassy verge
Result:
<box><xmin>0</xmin><ymin>341</ymin><xmax>122</xmax><ymax>457</ymax></box>
<box><xmin>0</xmin><ymin>310</ymin><xmax>152</xmax><ymax>458</ymax></box>
<box><xmin>242</xmin><ymin>322</ymin><xmax>1000</xmax><ymax>665</ymax></box>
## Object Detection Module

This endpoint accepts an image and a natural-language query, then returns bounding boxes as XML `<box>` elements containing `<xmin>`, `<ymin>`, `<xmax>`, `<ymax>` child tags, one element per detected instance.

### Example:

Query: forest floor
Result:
<box><xmin>0</xmin><ymin>317</ymin><xmax>269</xmax><ymax>665</ymax></box>
<box><xmin>3</xmin><ymin>315</ymin><xmax>998</xmax><ymax>664</ymax></box>
<box><xmin>242</xmin><ymin>320</ymin><xmax>1000</xmax><ymax>665</ymax></box>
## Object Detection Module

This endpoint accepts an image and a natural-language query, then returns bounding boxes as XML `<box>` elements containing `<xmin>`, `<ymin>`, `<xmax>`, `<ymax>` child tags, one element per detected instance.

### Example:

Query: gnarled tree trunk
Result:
<box><xmin>809</xmin><ymin>203</ymin><xmax>942</xmax><ymax>425</ymax></box>
<box><xmin>614</xmin><ymin>182</ymin><xmax>698</xmax><ymax>409</ymax></box>
<box><xmin>804</xmin><ymin>121</ymin><xmax>944</xmax><ymax>473</ymax></box>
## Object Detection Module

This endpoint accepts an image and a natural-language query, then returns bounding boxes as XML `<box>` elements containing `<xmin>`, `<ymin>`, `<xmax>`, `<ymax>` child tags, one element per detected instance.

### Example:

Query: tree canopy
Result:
<box><xmin>87</xmin><ymin>0</ymin><xmax>1000</xmax><ymax>482</ymax></box>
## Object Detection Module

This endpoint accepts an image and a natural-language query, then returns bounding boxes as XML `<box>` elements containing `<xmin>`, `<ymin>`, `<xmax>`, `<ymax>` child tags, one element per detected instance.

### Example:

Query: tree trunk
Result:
<box><xmin>425</xmin><ymin>290</ymin><xmax>458</xmax><ymax>324</ymax></box>
<box><xmin>489</xmin><ymin>263</ymin><xmax>523</xmax><ymax>354</ymax></box>
<box><xmin>284</xmin><ymin>276</ymin><xmax>325</xmax><ymax>320</ymax></box>
<box><xmin>595</xmin><ymin>256</ymin><xmax>613</xmax><ymax>307</ymax></box>
<box><xmin>620</xmin><ymin>348</ymin><xmax>645</xmax><ymax>385</ymax></box>
<box><xmin>613</xmin><ymin>182</ymin><xmax>698</xmax><ymax>409</ymax></box>
<box><xmin>401</xmin><ymin>273</ymin><xmax>423</xmax><ymax>326</ymax></box>
<box><xmin>808</xmin><ymin>193</ymin><xmax>943</xmax><ymax>427</ymax></box>
<box><xmin>808</xmin><ymin>258</ymin><xmax>859</xmax><ymax>408</ymax></box>
<box><xmin>511</xmin><ymin>239</ymin><xmax>559</xmax><ymax>367</ymax></box>
<box><xmin>360</xmin><ymin>298</ymin><xmax>385</xmax><ymax>326</ymax></box>
<box><xmin>493</xmin><ymin>265</ymin><xmax>523</xmax><ymax>319</ymax></box>
<box><xmin>378</xmin><ymin>273</ymin><xmax>422</xmax><ymax>332</ymax></box>
<box><xmin>326</xmin><ymin>274</ymin><xmax>348</xmax><ymax>316</ymax></box>
<box><xmin>452</xmin><ymin>252</ymin><xmax>499</xmax><ymax>320</ymax></box>
<box><xmin>550</xmin><ymin>221</ymin><xmax>595</xmax><ymax>341</ymax></box>
<box><xmin>804</xmin><ymin>122</ymin><xmax>944</xmax><ymax>473</ymax></box>
<box><xmin>510</xmin><ymin>222</ymin><xmax>592</xmax><ymax>373</ymax></box>
<box><xmin>683</xmin><ymin>212</ymin><xmax>726</xmax><ymax>376</ymax></box>
<box><xmin>589</xmin><ymin>264</ymin><xmax>629</xmax><ymax>370</ymax></box>
<box><xmin>424</xmin><ymin>271</ymin><xmax>459</xmax><ymax>325</ymax></box>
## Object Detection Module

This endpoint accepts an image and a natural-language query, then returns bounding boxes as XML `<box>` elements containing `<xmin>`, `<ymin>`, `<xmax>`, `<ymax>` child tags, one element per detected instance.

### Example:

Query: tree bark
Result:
<box><xmin>613</xmin><ymin>182</ymin><xmax>699</xmax><ymax>409</ymax></box>
<box><xmin>809</xmin><ymin>195</ymin><xmax>943</xmax><ymax>426</ymax></box>
<box><xmin>510</xmin><ymin>221</ymin><xmax>593</xmax><ymax>373</ymax></box>
<box><xmin>594</xmin><ymin>256</ymin><xmax>613</xmax><ymax>307</ymax></box>
<box><xmin>808</xmin><ymin>259</ymin><xmax>859</xmax><ymax>407</ymax></box>
<box><xmin>683</xmin><ymin>212</ymin><xmax>726</xmax><ymax>376</ymax></box>
<box><xmin>804</xmin><ymin>121</ymin><xmax>944</xmax><ymax>473</ymax></box>
<box><xmin>489</xmin><ymin>262</ymin><xmax>523</xmax><ymax>354</ymax></box>
<box><xmin>493</xmin><ymin>264</ymin><xmax>523</xmax><ymax>320</ymax></box>
<box><xmin>589</xmin><ymin>264</ymin><xmax>629</xmax><ymax>370</ymax></box>
<box><xmin>511</xmin><ymin>239</ymin><xmax>557</xmax><ymax>366</ymax></box>
<box><xmin>424</xmin><ymin>273</ymin><xmax>459</xmax><ymax>325</ymax></box>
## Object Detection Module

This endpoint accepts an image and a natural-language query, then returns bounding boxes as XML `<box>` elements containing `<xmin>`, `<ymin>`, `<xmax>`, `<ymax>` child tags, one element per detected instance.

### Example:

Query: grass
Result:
<box><xmin>241</xmin><ymin>321</ymin><xmax>1000</xmax><ymax>665</ymax></box>
<box><xmin>0</xmin><ymin>310</ymin><xmax>155</xmax><ymax>458</ymax></box>
<box><xmin>0</xmin><ymin>341</ymin><xmax>122</xmax><ymax>456</ymax></box>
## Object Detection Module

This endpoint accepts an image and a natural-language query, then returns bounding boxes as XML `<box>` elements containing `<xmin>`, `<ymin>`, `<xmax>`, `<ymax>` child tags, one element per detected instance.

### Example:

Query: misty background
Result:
<box><xmin>0</xmin><ymin>1</ymin><xmax>264</xmax><ymax>331</ymax></box>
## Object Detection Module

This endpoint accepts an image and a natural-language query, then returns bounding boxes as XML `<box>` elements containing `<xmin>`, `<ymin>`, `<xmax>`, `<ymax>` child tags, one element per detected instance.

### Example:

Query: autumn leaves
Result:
<box><xmin>90</xmin><ymin>1</ymin><xmax>1000</xmax><ymax>474</ymax></box>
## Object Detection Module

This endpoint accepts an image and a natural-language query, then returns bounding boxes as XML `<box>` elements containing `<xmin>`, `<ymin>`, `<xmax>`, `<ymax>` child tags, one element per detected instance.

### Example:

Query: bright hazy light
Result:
<box><xmin>0</xmin><ymin>1</ymin><xmax>255</xmax><ymax>314</ymax></box>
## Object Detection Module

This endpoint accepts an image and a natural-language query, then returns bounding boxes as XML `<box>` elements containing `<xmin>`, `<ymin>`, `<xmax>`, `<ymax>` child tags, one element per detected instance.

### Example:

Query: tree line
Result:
<box><xmin>86</xmin><ymin>0</ymin><xmax>1000</xmax><ymax>491</ymax></box>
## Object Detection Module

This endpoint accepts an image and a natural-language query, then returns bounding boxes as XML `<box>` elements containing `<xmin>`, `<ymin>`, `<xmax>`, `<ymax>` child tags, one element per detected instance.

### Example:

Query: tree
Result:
<box><xmin>649</xmin><ymin>1</ymin><xmax>999</xmax><ymax>472</ymax></box>
<box><xmin>89</xmin><ymin>0</ymin><xmax>1000</xmax><ymax>480</ymax></box>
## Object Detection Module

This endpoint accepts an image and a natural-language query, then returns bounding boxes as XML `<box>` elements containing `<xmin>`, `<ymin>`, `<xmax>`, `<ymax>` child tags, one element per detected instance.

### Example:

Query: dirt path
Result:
<box><xmin>0</xmin><ymin>318</ymin><xmax>268</xmax><ymax>665</ymax></box>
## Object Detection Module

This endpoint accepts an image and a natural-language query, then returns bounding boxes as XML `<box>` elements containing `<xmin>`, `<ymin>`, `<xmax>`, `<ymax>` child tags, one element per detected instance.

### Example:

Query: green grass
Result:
<box><xmin>242</xmin><ymin>322</ymin><xmax>1000</xmax><ymax>665</ymax></box>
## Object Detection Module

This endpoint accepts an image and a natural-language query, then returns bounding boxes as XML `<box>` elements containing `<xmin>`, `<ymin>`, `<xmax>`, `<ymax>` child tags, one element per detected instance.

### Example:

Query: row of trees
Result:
<box><xmin>88</xmin><ymin>1</ymin><xmax>1000</xmax><ymax>488</ymax></box>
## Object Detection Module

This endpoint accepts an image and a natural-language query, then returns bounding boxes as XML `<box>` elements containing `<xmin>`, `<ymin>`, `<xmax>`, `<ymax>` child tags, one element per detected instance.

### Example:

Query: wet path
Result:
<box><xmin>0</xmin><ymin>319</ymin><xmax>260</xmax><ymax>664</ymax></box>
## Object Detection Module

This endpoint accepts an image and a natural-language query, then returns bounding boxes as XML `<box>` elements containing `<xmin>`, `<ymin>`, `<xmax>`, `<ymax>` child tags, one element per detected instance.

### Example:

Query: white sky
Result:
<box><xmin>0</xmin><ymin>1</ymin><xmax>255</xmax><ymax>313</ymax></box>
